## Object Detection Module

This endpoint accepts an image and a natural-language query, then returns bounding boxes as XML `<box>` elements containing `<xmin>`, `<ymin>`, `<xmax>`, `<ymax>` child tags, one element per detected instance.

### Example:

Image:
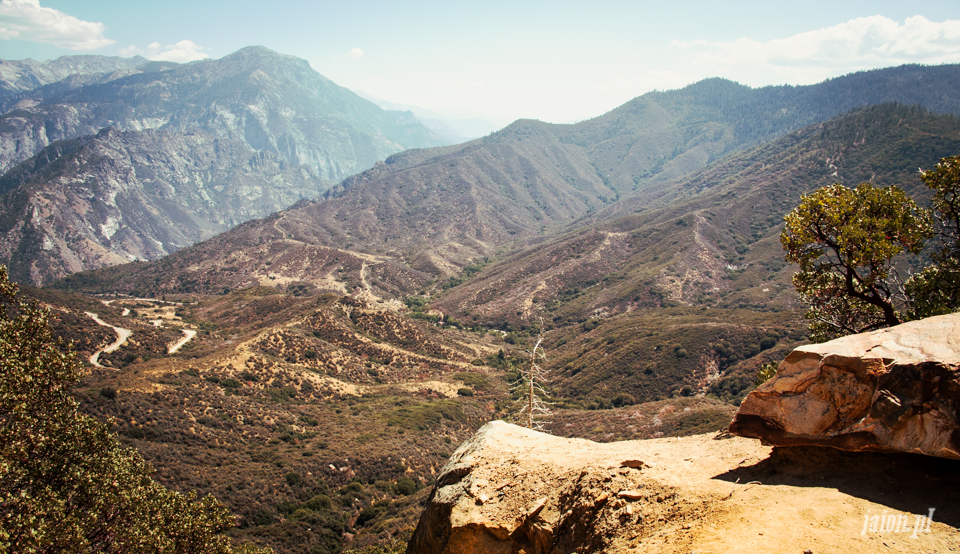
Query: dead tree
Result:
<box><xmin>513</xmin><ymin>319</ymin><xmax>553</xmax><ymax>431</ymax></box>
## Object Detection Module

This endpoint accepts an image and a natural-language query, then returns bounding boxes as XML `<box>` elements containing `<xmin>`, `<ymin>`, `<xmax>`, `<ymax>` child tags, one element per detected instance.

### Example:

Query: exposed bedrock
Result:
<box><xmin>730</xmin><ymin>312</ymin><xmax>960</xmax><ymax>459</ymax></box>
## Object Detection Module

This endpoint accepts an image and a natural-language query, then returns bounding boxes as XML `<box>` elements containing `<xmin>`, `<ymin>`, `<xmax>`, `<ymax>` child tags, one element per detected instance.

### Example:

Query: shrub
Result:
<box><xmin>303</xmin><ymin>494</ymin><xmax>332</xmax><ymax>511</ymax></box>
<box><xmin>755</xmin><ymin>362</ymin><xmax>779</xmax><ymax>386</ymax></box>
<box><xmin>612</xmin><ymin>393</ymin><xmax>635</xmax><ymax>407</ymax></box>
<box><xmin>285</xmin><ymin>472</ymin><xmax>304</xmax><ymax>487</ymax></box>
<box><xmin>356</xmin><ymin>500</ymin><xmax>391</xmax><ymax>527</ymax></box>
<box><xmin>0</xmin><ymin>266</ymin><xmax>265</xmax><ymax>553</ymax></box>
<box><xmin>393</xmin><ymin>478</ymin><xmax>417</xmax><ymax>496</ymax></box>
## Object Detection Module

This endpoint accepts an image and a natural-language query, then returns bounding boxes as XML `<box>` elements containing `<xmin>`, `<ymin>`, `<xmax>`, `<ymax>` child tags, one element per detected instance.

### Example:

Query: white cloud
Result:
<box><xmin>343</xmin><ymin>47</ymin><xmax>363</xmax><ymax>60</ymax></box>
<box><xmin>673</xmin><ymin>16</ymin><xmax>960</xmax><ymax>86</ymax></box>
<box><xmin>122</xmin><ymin>40</ymin><xmax>209</xmax><ymax>63</ymax></box>
<box><xmin>0</xmin><ymin>0</ymin><xmax>113</xmax><ymax>50</ymax></box>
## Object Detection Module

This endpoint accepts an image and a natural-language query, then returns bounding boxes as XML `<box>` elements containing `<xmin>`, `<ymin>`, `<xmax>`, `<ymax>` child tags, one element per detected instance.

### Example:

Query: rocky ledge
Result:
<box><xmin>730</xmin><ymin>312</ymin><xmax>960</xmax><ymax>459</ymax></box>
<box><xmin>406</xmin><ymin>421</ymin><xmax>959</xmax><ymax>553</ymax></box>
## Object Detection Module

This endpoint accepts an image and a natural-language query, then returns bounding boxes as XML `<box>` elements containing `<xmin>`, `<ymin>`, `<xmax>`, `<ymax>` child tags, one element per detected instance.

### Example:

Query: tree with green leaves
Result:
<box><xmin>0</xmin><ymin>266</ymin><xmax>270</xmax><ymax>554</ymax></box>
<box><xmin>780</xmin><ymin>183</ymin><xmax>932</xmax><ymax>342</ymax></box>
<box><xmin>781</xmin><ymin>153</ymin><xmax>960</xmax><ymax>342</ymax></box>
<box><xmin>906</xmin><ymin>154</ymin><xmax>960</xmax><ymax>319</ymax></box>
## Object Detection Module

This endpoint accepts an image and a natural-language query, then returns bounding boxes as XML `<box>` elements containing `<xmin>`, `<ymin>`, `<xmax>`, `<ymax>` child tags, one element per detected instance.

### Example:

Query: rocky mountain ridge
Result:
<box><xmin>11</xmin><ymin>61</ymin><xmax>960</xmax><ymax>292</ymax></box>
<box><xmin>0</xmin><ymin>46</ymin><xmax>446</xmax><ymax>179</ymax></box>
<box><xmin>0</xmin><ymin>47</ymin><xmax>455</xmax><ymax>285</ymax></box>
<box><xmin>57</xmin><ymin>104</ymin><xmax>960</xmax><ymax>313</ymax></box>
<box><xmin>0</xmin><ymin>126</ymin><xmax>328</xmax><ymax>285</ymax></box>
<box><xmin>0</xmin><ymin>54</ymin><xmax>154</xmax><ymax>98</ymax></box>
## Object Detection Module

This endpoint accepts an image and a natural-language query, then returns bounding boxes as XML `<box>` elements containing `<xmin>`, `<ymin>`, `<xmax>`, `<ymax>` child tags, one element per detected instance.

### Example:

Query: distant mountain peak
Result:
<box><xmin>219</xmin><ymin>45</ymin><xmax>309</xmax><ymax>68</ymax></box>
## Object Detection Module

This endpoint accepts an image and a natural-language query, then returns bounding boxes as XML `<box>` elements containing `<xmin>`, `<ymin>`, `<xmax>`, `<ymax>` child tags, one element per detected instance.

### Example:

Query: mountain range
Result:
<box><xmin>0</xmin><ymin>47</ymin><xmax>448</xmax><ymax>285</ymax></box>
<box><xmin>49</xmin><ymin>63</ymin><xmax>960</xmax><ymax>299</ymax></box>
<box><xmin>8</xmin><ymin>49</ymin><xmax>960</xmax><ymax>554</ymax></box>
<box><xmin>0</xmin><ymin>54</ymin><xmax>155</xmax><ymax>98</ymax></box>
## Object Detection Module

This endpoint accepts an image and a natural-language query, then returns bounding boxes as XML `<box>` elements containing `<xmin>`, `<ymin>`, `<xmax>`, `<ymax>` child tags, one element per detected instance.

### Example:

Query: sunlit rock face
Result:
<box><xmin>730</xmin><ymin>312</ymin><xmax>960</xmax><ymax>460</ymax></box>
<box><xmin>0</xmin><ymin>47</ymin><xmax>445</xmax><ymax>178</ymax></box>
<box><xmin>0</xmin><ymin>47</ymin><xmax>446</xmax><ymax>285</ymax></box>
<box><xmin>0</xmin><ymin>127</ymin><xmax>326</xmax><ymax>285</ymax></box>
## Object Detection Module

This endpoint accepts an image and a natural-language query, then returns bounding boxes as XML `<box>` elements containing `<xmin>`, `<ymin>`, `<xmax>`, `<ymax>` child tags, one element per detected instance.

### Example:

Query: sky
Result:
<box><xmin>1</xmin><ymin>0</ymin><xmax>959</xmax><ymax>125</ymax></box>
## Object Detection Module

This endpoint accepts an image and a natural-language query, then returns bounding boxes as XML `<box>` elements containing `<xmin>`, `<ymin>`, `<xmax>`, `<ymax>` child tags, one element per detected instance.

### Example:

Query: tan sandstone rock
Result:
<box><xmin>730</xmin><ymin>312</ymin><xmax>960</xmax><ymax>459</ymax></box>
<box><xmin>406</xmin><ymin>420</ymin><xmax>960</xmax><ymax>553</ymax></box>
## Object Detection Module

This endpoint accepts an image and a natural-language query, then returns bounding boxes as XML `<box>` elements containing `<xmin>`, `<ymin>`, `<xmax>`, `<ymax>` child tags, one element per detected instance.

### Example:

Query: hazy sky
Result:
<box><xmin>2</xmin><ymin>0</ymin><xmax>959</xmax><ymax>124</ymax></box>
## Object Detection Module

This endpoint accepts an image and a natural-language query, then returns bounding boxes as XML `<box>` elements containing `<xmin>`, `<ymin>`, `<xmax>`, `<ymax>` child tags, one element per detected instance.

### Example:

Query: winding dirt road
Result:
<box><xmin>168</xmin><ymin>329</ymin><xmax>197</xmax><ymax>354</ymax></box>
<box><xmin>85</xmin><ymin>312</ymin><xmax>132</xmax><ymax>367</ymax></box>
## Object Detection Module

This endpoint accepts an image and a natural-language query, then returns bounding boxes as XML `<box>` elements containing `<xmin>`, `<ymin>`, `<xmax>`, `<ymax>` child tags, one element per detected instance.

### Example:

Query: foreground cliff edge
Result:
<box><xmin>406</xmin><ymin>314</ymin><xmax>960</xmax><ymax>553</ymax></box>
<box><xmin>407</xmin><ymin>422</ymin><xmax>959</xmax><ymax>553</ymax></box>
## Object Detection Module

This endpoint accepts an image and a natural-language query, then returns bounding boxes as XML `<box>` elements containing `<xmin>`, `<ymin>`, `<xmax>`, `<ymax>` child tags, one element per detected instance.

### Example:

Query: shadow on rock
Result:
<box><xmin>713</xmin><ymin>445</ymin><xmax>960</xmax><ymax>528</ymax></box>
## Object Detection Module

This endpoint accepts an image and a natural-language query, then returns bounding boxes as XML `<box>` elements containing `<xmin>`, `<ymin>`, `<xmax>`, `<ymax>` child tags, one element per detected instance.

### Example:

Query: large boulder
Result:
<box><xmin>407</xmin><ymin>419</ymin><xmax>960</xmax><ymax>553</ymax></box>
<box><xmin>730</xmin><ymin>312</ymin><xmax>960</xmax><ymax>459</ymax></box>
<box><xmin>406</xmin><ymin>420</ymin><xmax>719</xmax><ymax>554</ymax></box>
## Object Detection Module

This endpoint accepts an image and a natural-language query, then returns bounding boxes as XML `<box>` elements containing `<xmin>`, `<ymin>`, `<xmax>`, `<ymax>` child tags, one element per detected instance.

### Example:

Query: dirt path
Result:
<box><xmin>85</xmin><ymin>312</ymin><xmax>132</xmax><ymax>367</ymax></box>
<box><xmin>168</xmin><ymin>329</ymin><xmax>197</xmax><ymax>354</ymax></box>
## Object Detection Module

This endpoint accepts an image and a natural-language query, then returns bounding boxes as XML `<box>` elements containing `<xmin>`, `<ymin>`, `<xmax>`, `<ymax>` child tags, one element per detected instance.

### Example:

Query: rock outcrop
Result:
<box><xmin>407</xmin><ymin>420</ymin><xmax>960</xmax><ymax>553</ymax></box>
<box><xmin>0</xmin><ymin>127</ymin><xmax>327</xmax><ymax>285</ymax></box>
<box><xmin>407</xmin><ymin>420</ymin><xmax>702</xmax><ymax>554</ymax></box>
<box><xmin>730</xmin><ymin>312</ymin><xmax>960</xmax><ymax>459</ymax></box>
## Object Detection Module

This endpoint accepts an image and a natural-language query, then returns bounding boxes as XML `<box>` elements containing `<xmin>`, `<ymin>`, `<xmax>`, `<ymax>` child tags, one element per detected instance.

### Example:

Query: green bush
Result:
<box><xmin>0</xmin><ymin>266</ymin><xmax>267</xmax><ymax>553</ymax></box>
<box><xmin>285</xmin><ymin>472</ymin><xmax>304</xmax><ymax>487</ymax></box>
<box><xmin>393</xmin><ymin>478</ymin><xmax>418</xmax><ymax>496</ymax></box>
<box><xmin>755</xmin><ymin>362</ymin><xmax>779</xmax><ymax>386</ymax></box>
<box><xmin>303</xmin><ymin>494</ymin><xmax>332</xmax><ymax>511</ymax></box>
<box><xmin>356</xmin><ymin>500</ymin><xmax>391</xmax><ymax>527</ymax></box>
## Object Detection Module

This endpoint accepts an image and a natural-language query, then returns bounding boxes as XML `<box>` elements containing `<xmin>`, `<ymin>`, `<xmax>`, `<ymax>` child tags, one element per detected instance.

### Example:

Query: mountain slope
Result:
<box><xmin>435</xmin><ymin>104</ymin><xmax>960</xmax><ymax>326</ymax></box>
<box><xmin>418</xmin><ymin>104</ymin><xmax>960</xmax><ymax>406</ymax></box>
<box><xmin>566</xmin><ymin>64</ymin><xmax>960</xmax><ymax>195</ymax></box>
<box><xmin>0</xmin><ymin>46</ymin><xmax>446</xmax><ymax>179</ymax></box>
<box><xmin>47</xmin><ymin>122</ymin><xmax>622</xmax><ymax>294</ymax></box>
<box><xmin>0</xmin><ymin>126</ymin><xmax>328</xmax><ymax>285</ymax></box>
<box><xmin>0</xmin><ymin>47</ymin><xmax>454</xmax><ymax>285</ymax></box>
